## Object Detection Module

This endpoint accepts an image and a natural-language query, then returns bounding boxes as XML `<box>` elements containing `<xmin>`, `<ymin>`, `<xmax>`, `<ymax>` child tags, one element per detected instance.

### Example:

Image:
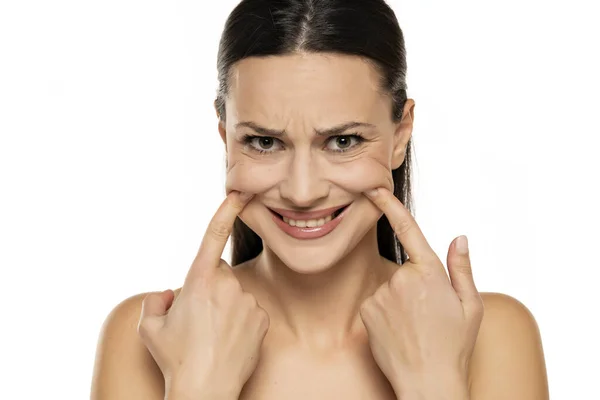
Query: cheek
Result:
<box><xmin>226</xmin><ymin>157</ymin><xmax>394</xmax><ymax>195</ymax></box>
<box><xmin>324</xmin><ymin>158</ymin><xmax>394</xmax><ymax>194</ymax></box>
<box><xmin>225</xmin><ymin>160</ymin><xmax>284</xmax><ymax>194</ymax></box>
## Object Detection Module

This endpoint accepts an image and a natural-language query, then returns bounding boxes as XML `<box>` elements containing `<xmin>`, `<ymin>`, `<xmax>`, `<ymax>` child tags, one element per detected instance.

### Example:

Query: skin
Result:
<box><xmin>90</xmin><ymin>52</ymin><xmax>550</xmax><ymax>400</ymax></box>
<box><xmin>221</xmin><ymin>53</ymin><xmax>406</xmax><ymax>346</ymax></box>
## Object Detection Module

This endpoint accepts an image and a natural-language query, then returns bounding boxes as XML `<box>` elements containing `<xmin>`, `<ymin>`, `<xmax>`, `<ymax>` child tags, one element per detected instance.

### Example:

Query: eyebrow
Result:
<box><xmin>234</xmin><ymin>121</ymin><xmax>375</xmax><ymax>137</ymax></box>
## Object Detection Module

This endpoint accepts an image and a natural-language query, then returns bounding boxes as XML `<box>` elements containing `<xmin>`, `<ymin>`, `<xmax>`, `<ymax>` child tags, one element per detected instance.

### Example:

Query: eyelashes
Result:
<box><xmin>240</xmin><ymin>133</ymin><xmax>368</xmax><ymax>155</ymax></box>
<box><xmin>241</xmin><ymin>135</ymin><xmax>281</xmax><ymax>154</ymax></box>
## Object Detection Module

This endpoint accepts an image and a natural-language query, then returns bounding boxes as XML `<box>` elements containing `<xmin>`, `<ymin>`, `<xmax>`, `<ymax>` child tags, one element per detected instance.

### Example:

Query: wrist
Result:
<box><xmin>166</xmin><ymin>389</ymin><xmax>238</xmax><ymax>400</ymax></box>
<box><xmin>393</xmin><ymin>370</ymin><xmax>470</xmax><ymax>400</ymax></box>
<box><xmin>165</xmin><ymin>375</ymin><xmax>241</xmax><ymax>400</ymax></box>
<box><xmin>166</xmin><ymin>386</ymin><xmax>239</xmax><ymax>400</ymax></box>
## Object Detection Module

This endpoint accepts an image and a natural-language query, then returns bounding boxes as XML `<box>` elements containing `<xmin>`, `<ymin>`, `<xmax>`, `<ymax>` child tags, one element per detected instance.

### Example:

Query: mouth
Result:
<box><xmin>267</xmin><ymin>203</ymin><xmax>352</xmax><ymax>240</ymax></box>
<box><xmin>269</xmin><ymin>204</ymin><xmax>348</xmax><ymax>226</ymax></box>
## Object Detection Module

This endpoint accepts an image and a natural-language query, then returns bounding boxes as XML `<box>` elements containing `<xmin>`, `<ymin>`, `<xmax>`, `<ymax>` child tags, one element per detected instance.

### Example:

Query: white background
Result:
<box><xmin>1</xmin><ymin>0</ymin><xmax>598</xmax><ymax>398</ymax></box>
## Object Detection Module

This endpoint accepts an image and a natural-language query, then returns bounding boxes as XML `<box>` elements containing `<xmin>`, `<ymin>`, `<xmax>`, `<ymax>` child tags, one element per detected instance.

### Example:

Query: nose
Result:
<box><xmin>279</xmin><ymin>148</ymin><xmax>329</xmax><ymax>207</ymax></box>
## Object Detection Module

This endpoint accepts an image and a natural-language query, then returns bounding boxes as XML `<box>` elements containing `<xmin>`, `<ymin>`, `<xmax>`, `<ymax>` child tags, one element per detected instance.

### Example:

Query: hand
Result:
<box><xmin>359</xmin><ymin>188</ymin><xmax>483</xmax><ymax>399</ymax></box>
<box><xmin>137</xmin><ymin>191</ymin><xmax>270</xmax><ymax>399</ymax></box>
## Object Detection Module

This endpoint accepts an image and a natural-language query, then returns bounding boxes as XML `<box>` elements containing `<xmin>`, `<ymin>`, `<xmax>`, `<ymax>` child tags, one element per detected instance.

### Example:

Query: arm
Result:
<box><xmin>468</xmin><ymin>292</ymin><xmax>550</xmax><ymax>400</ymax></box>
<box><xmin>90</xmin><ymin>292</ymin><xmax>167</xmax><ymax>400</ymax></box>
<box><xmin>90</xmin><ymin>289</ymin><xmax>241</xmax><ymax>400</ymax></box>
<box><xmin>398</xmin><ymin>292</ymin><xmax>549</xmax><ymax>400</ymax></box>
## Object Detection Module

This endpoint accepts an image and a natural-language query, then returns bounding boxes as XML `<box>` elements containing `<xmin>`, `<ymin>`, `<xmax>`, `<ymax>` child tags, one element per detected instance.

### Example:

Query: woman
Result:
<box><xmin>91</xmin><ymin>0</ymin><xmax>549</xmax><ymax>399</ymax></box>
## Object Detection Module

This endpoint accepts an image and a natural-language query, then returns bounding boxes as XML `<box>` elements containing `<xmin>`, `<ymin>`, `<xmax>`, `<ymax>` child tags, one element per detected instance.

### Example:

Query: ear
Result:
<box><xmin>214</xmin><ymin>99</ymin><xmax>227</xmax><ymax>150</ymax></box>
<box><xmin>218</xmin><ymin>120</ymin><xmax>227</xmax><ymax>149</ymax></box>
<box><xmin>391</xmin><ymin>99</ymin><xmax>415</xmax><ymax>170</ymax></box>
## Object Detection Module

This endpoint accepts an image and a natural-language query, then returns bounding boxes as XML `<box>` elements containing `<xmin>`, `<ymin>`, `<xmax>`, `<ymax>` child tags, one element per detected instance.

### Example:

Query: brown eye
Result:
<box><xmin>326</xmin><ymin>134</ymin><xmax>365</xmax><ymax>153</ymax></box>
<box><xmin>258</xmin><ymin>137</ymin><xmax>274</xmax><ymax>149</ymax></box>
<box><xmin>242</xmin><ymin>135</ymin><xmax>282</xmax><ymax>154</ymax></box>
<box><xmin>335</xmin><ymin>136</ymin><xmax>352</xmax><ymax>149</ymax></box>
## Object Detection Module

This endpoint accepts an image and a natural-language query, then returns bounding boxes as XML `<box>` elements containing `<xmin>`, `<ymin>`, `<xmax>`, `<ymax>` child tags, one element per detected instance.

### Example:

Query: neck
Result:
<box><xmin>254</xmin><ymin>227</ymin><xmax>392</xmax><ymax>349</ymax></box>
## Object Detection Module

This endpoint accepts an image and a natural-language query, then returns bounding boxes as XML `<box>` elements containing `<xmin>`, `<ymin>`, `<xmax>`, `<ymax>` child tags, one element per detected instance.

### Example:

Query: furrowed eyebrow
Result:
<box><xmin>235</xmin><ymin>121</ymin><xmax>286</xmax><ymax>136</ymax></box>
<box><xmin>235</xmin><ymin>121</ymin><xmax>375</xmax><ymax>137</ymax></box>
<box><xmin>314</xmin><ymin>121</ymin><xmax>375</xmax><ymax>136</ymax></box>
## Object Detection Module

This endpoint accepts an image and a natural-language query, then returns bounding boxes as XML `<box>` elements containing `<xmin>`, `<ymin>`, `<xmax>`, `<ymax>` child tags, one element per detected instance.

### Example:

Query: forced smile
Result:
<box><xmin>267</xmin><ymin>203</ymin><xmax>352</xmax><ymax>239</ymax></box>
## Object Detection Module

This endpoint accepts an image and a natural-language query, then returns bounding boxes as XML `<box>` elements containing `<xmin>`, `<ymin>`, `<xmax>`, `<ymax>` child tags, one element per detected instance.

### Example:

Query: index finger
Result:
<box><xmin>185</xmin><ymin>191</ymin><xmax>254</xmax><ymax>283</ymax></box>
<box><xmin>364</xmin><ymin>188</ymin><xmax>436</xmax><ymax>265</ymax></box>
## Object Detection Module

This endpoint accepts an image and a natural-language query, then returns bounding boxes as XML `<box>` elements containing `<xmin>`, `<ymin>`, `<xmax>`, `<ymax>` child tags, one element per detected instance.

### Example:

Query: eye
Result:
<box><xmin>326</xmin><ymin>134</ymin><xmax>365</xmax><ymax>153</ymax></box>
<box><xmin>241</xmin><ymin>133</ymin><xmax>366</xmax><ymax>155</ymax></box>
<box><xmin>254</xmin><ymin>137</ymin><xmax>275</xmax><ymax>150</ymax></box>
<box><xmin>242</xmin><ymin>135</ymin><xmax>283</xmax><ymax>154</ymax></box>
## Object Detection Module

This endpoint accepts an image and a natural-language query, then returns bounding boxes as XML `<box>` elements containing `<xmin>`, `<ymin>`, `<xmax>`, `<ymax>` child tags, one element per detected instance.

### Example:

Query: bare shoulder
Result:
<box><xmin>469</xmin><ymin>292</ymin><xmax>550</xmax><ymax>400</ymax></box>
<box><xmin>91</xmin><ymin>291</ymin><xmax>165</xmax><ymax>400</ymax></box>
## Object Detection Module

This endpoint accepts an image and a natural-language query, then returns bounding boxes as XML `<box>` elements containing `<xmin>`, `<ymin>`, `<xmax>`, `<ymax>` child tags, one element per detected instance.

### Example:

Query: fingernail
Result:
<box><xmin>365</xmin><ymin>188</ymin><xmax>379</xmax><ymax>197</ymax></box>
<box><xmin>239</xmin><ymin>192</ymin><xmax>254</xmax><ymax>202</ymax></box>
<box><xmin>455</xmin><ymin>235</ymin><xmax>469</xmax><ymax>255</ymax></box>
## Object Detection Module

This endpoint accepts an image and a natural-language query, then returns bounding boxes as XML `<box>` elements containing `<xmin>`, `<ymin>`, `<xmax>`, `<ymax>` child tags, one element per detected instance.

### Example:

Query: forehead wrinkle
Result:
<box><xmin>231</xmin><ymin>90</ymin><xmax>387</xmax><ymax>134</ymax></box>
<box><xmin>231</xmin><ymin>53</ymin><xmax>383</xmax><ymax>104</ymax></box>
<box><xmin>228</xmin><ymin>54</ymin><xmax>392</xmax><ymax>137</ymax></box>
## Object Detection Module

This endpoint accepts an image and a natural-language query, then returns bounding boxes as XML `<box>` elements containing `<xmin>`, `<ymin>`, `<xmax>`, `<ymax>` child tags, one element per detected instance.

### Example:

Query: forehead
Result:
<box><xmin>227</xmin><ymin>53</ymin><xmax>391</xmax><ymax>125</ymax></box>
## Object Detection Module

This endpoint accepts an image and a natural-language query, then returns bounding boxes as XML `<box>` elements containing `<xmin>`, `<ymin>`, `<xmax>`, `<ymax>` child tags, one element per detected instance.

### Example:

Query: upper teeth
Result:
<box><xmin>283</xmin><ymin>214</ymin><xmax>333</xmax><ymax>227</ymax></box>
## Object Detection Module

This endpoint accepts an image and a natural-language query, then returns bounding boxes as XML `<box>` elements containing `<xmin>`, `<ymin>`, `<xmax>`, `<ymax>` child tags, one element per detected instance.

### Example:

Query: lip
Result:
<box><xmin>269</xmin><ymin>202</ymin><xmax>352</xmax><ymax>240</ymax></box>
<box><xmin>268</xmin><ymin>204</ymin><xmax>350</xmax><ymax>220</ymax></box>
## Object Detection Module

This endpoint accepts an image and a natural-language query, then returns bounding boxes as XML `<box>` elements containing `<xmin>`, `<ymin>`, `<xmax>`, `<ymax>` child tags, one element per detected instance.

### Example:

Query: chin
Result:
<box><xmin>238</xmin><ymin>197</ymin><xmax>381</xmax><ymax>274</ymax></box>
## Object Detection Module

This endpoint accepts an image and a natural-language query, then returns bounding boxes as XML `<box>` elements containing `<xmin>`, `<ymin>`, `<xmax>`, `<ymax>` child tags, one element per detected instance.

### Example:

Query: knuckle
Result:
<box><xmin>140</xmin><ymin>294</ymin><xmax>159</xmax><ymax>316</ymax></box>
<box><xmin>359</xmin><ymin>301</ymin><xmax>369</xmax><ymax>317</ymax></box>
<box><xmin>192</xmin><ymin>276</ymin><xmax>212</xmax><ymax>293</ymax></box>
<box><xmin>208</xmin><ymin>219</ymin><xmax>232</xmax><ymax>239</ymax></box>
<box><xmin>258</xmin><ymin>307</ymin><xmax>270</xmax><ymax>325</ymax></box>
<box><xmin>391</xmin><ymin>218</ymin><xmax>413</xmax><ymax>237</ymax></box>
<box><xmin>457</xmin><ymin>263</ymin><xmax>474</xmax><ymax>276</ymax></box>
<box><xmin>420</xmin><ymin>263</ymin><xmax>437</xmax><ymax>279</ymax></box>
<box><xmin>390</xmin><ymin>271</ymin><xmax>406</xmax><ymax>290</ymax></box>
<box><xmin>376</xmin><ymin>195</ymin><xmax>389</xmax><ymax>209</ymax></box>
<box><xmin>242</xmin><ymin>292</ymin><xmax>258</xmax><ymax>308</ymax></box>
<box><xmin>257</xmin><ymin>310</ymin><xmax>270</xmax><ymax>333</ymax></box>
<box><xmin>472</xmin><ymin>295</ymin><xmax>485</xmax><ymax>316</ymax></box>
<box><xmin>422</xmin><ymin>269</ymin><xmax>439</xmax><ymax>288</ymax></box>
<box><xmin>137</xmin><ymin>317</ymin><xmax>154</xmax><ymax>339</ymax></box>
<box><xmin>360</xmin><ymin>299</ymin><xmax>374</xmax><ymax>318</ymax></box>
<box><xmin>230</xmin><ymin>197</ymin><xmax>245</xmax><ymax>213</ymax></box>
<box><xmin>370</xmin><ymin>286</ymin><xmax>384</xmax><ymax>304</ymax></box>
<box><xmin>470</xmin><ymin>307</ymin><xmax>484</xmax><ymax>325</ymax></box>
<box><xmin>222</xmin><ymin>196</ymin><xmax>245</xmax><ymax>216</ymax></box>
<box><xmin>222</xmin><ymin>274</ymin><xmax>244</xmax><ymax>294</ymax></box>
<box><xmin>219</xmin><ymin>275</ymin><xmax>242</xmax><ymax>293</ymax></box>
<box><xmin>464</xmin><ymin>294</ymin><xmax>484</xmax><ymax>321</ymax></box>
<box><xmin>372</xmin><ymin>289</ymin><xmax>386</xmax><ymax>306</ymax></box>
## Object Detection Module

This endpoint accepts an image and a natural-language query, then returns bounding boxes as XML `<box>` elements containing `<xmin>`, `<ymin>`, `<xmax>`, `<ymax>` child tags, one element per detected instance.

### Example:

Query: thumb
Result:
<box><xmin>138</xmin><ymin>289</ymin><xmax>174</xmax><ymax>337</ymax></box>
<box><xmin>144</xmin><ymin>289</ymin><xmax>175</xmax><ymax>316</ymax></box>
<box><xmin>447</xmin><ymin>236</ymin><xmax>479</xmax><ymax>305</ymax></box>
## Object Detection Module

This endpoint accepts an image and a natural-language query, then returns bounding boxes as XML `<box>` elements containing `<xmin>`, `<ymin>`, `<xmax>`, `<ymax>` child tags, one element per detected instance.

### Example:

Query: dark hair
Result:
<box><xmin>214</xmin><ymin>0</ymin><xmax>414</xmax><ymax>266</ymax></box>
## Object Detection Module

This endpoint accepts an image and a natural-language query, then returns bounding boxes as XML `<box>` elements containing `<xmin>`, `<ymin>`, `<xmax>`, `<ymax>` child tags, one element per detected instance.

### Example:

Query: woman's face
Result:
<box><xmin>220</xmin><ymin>52</ymin><xmax>414</xmax><ymax>273</ymax></box>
